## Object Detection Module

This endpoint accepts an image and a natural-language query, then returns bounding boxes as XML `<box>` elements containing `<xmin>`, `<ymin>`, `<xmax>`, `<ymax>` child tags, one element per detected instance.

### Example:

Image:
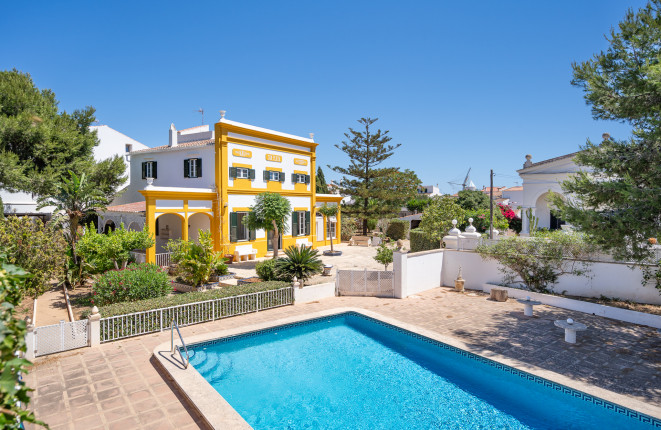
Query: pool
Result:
<box><xmin>182</xmin><ymin>311</ymin><xmax>659</xmax><ymax>429</ymax></box>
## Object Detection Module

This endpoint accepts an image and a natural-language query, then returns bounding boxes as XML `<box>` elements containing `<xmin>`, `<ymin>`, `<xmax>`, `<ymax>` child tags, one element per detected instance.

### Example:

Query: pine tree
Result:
<box><xmin>316</xmin><ymin>166</ymin><xmax>329</xmax><ymax>194</ymax></box>
<box><xmin>551</xmin><ymin>1</ymin><xmax>661</xmax><ymax>263</ymax></box>
<box><xmin>330</xmin><ymin>118</ymin><xmax>418</xmax><ymax>234</ymax></box>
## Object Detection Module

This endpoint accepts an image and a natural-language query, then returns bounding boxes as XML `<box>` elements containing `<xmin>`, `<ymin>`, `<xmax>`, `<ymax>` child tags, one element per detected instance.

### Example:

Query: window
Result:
<box><xmin>236</xmin><ymin>168</ymin><xmax>250</xmax><ymax>179</ymax></box>
<box><xmin>229</xmin><ymin>167</ymin><xmax>255</xmax><ymax>180</ymax></box>
<box><xmin>141</xmin><ymin>161</ymin><xmax>157</xmax><ymax>179</ymax></box>
<box><xmin>268</xmin><ymin>170</ymin><xmax>280</xmax><ymax>182</ymax></box>
<box><xmin>291</xmin><ymin>211</ymin><xmax>310</xmax><ymax>237</ymax></box>
<box><xmin>125</xmin><ymin>143</ymin><xmax>133</xmax><ymax>153</ymax></box>
<box><xmin>184</xmin><ymin>158</ymin><xmax>202</xmax><ymax>178</ymax></box>
<box><xmin>327</xmin><ymin>219</ymin><xmax>336</xmax><ymax>239</ymax></box>
<box><xmin>291</xmin><ymin>173</ymin><xmax>310</xmax><ymax>184</ymax></box>
<box><xmin>230</xmin><ymin>212</ymin><xmax>254</xmax><ymax>242</ymax></box>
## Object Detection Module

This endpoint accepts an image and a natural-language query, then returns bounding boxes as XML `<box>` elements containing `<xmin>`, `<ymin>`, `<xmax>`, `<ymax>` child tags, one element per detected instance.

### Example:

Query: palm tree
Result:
<box><xmin>317</xmin><ymin>203</ymin><xmax>338</xmax><ymax>253</ymax></box>
<box><xmin>275</xmin><ymin>245</ymin><xmax>323</xmax><ymax>284</ymax></box>
<box><xmin>38</xmin><ymin>171</ymin><xmax>108</xmax><ymax>264</ymax></box>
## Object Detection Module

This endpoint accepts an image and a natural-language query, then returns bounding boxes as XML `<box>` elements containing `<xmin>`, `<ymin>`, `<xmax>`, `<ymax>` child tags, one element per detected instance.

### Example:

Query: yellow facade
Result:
<box><xmin>141</xmin><ymin>119</ymin><xmax>342</xmax><ymax>263</ymax></box>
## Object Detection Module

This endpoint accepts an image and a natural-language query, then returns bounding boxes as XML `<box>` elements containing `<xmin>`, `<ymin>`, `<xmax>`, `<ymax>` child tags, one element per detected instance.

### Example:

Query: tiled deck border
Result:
<box><xmin>154</xmin><ymin>307</ymin><xmax>661</xmax><ymax>428</ymax></box>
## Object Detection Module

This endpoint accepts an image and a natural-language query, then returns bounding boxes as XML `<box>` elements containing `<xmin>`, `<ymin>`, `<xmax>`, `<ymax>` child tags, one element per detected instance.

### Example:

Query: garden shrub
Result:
<box><xmin>275</xmin><ymin>245</ymin><xmax>323</xmax><ymax>284</ymax></box>
<box><xmin>89</xmin><ymin>263</ymin><xmax>171</xmax><ymax>306</ymax></box>
<box><xmin>77</xmin><ymin>223</ymin><xmax>154</xmax><ymax>273</ymax></box>
<box><xmin>386</xmin><ymin>219</ymin><xmax>408</xmax><ymax>240</ymax></box>
<box><xmin>256</xmin><ymin>258</ymin><xmax>279</xmax><ymax>281</ymax></box>
<box><xmin>0</xmin><ymin>216</ymin><xmax>67</xmax><ymax>298</ymax></box>
<box><xmin>459</xmin><ymin>209</ymin><xmax>509</xmax><ymax>233</ymax></box>
<box><xmin>167</xmin><ymin>230</ymin><xmax>227</xmax><ymax>286</ymax></box>
<box><xmin>341</xmin><ymin>217</ymin><xmax>358</xmax><ymax>241</ymax></box>
<box><xmin>410</xmin><ymin>228</ymin><xmax>440</xmax><ymax>253</ymax></box>
<box><xmin>83</xmin><ymin>281</ymin><xmax>291</xmax><ymax>318</ymax></box>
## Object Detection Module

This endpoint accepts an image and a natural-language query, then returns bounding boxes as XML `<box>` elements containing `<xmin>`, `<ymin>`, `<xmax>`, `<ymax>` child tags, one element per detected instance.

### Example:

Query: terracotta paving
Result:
<box><xmin>25</xmin><ymin>287</ymin><xmax>661</xmax><ymax>429</ymax></box>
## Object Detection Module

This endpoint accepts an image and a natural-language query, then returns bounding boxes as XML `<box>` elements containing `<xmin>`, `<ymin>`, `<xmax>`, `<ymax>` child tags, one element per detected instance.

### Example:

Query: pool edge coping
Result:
<box><xmin>152</xmin><ymin>307</ymin><xmax>661</xmax><ymax>428</ymax></box>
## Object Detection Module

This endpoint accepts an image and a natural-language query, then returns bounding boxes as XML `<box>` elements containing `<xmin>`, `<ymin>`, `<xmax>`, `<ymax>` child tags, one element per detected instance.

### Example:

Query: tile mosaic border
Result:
<box><xmin>183</xmin><ymin>311</ymin><xmax>661</xmax><ymax>428</ymax></box>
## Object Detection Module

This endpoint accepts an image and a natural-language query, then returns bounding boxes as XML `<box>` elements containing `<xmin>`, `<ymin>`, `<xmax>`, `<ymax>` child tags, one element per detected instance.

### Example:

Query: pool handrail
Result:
<box><xmin>170</xmin><ymin>317</ymin><xmax>190</xmax><ymax>369</ymax></box>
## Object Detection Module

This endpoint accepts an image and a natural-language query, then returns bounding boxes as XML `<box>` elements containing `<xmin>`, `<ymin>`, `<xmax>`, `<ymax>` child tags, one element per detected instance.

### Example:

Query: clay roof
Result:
<box><xmin>103</xmin><ymin>201</ymin><xmax>146</xmax><ymax>213</ymax></box>
<box><xmin>130</xmin><ymin>139</ymin><xmax>214</xmax><ymax>154</ymax></box>
<box><xmin>502</xmin><ymin>186</ymin><xmax>523</xmax><ymax>191</ymax></box>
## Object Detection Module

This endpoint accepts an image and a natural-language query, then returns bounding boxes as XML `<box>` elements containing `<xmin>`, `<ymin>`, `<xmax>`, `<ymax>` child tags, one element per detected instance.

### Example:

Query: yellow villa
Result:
<box><xmin>98</xmin><ymin>113</ymin><xmax>342</xmax><ymax>264</ymax></box>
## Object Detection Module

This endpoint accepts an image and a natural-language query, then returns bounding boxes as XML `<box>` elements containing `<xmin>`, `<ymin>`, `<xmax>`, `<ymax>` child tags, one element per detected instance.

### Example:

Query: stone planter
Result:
<box><xmin>322</xmin><ymin>265</ymin><xmax>333</xmax><ymax>276</ymax></box>
<box><xmin>171</xmin><ymin>281</ymin><xmax>206</xmax><ymax>293</ymax></box>
<box><xmin>323</xmin><ymin>250</ymin><xmax>343</xmax><ymax>256</ymax></box>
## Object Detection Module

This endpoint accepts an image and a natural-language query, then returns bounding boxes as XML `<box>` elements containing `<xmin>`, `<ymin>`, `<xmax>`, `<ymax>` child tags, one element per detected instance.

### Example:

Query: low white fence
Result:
<box><xmin>129</xmin><ymin>251</ymin><xmax>172</xmax><ymax>266</ymax></box>
<box><xmin>32</xmin><ymin>320</ymin><xmax>88</xmax><ymax>357</ymax></box>
<box><xmin>100</xmin><ymin>287</ymin><xmax>294</xmax><ymax>342</ymax></box>
<box><xmin>336</xmin><ymin>269</ymin><xmax>395</xmax><ymax>297</ymax></box>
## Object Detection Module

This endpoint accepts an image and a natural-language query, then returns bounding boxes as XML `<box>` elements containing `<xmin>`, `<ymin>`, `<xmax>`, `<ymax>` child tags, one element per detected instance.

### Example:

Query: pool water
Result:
<box><xmin>187</xmin><ymin>312</ymin><xmax>657</xmax><ymax>429</ymax></box>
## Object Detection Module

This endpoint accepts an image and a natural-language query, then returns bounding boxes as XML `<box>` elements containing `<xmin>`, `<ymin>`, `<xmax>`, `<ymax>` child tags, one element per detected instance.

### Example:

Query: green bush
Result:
<box><xmin>410</xmin><ymin>228</ymin><xmax>440</xmax><ymax>253</ymax></box>
<box><xmin>167</xmin><ymin>230</ymin><xmax>227</xmax><ymax>286</ymax></box>
<box><xmin>459</xmin><ymin>209</ymin><xmax>509</xmax><ymax>233</ymax></box>
<box><xmin>256</xmin><ymin>259</ymin><xmax>279</xmax><ymax>281</ymax></box>
<box><xmin>386</xmin><ymin>219</ymin><xmax>409</xmax><ymax>240</ymax></box>
<box><xmin>275</xmin><ymin>245</ymin><xmax>323</xmax><ymax>284</ymax></box>
<box><xmin>89</xmin><ymin>263</ymin><xmax>171</xmax><ymax>306</ymax></box>
<box><xmin>341</xmin><ymin>216</ymin><xmax>358</xmax><ymax>241</ymax></box>
<box><xmin>77</xmin><ymin>223</ymin><xmax>154</xmax><ymax>273</ymax></box>
<box><xmin>84</xmin><ymin>281</ymin><xmax>290</xmax><ymax>318</ymax></box>
<box><xmin>373</xmin><ymin>242</ymin><xmax>394</xmax><ymax>270</ymax></box>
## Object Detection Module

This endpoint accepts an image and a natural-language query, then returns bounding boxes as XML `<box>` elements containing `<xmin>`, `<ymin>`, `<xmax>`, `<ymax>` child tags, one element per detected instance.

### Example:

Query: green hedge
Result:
<box><xmin>410</xmin><ymin>228</ymin><xmax>440</xmax><ymax>253</ymax></box>
<box><xmin>83</xmin><ymin>281</ymin><xmax>291</xmax><ymax>318</ymax></box>
<box><xmin>386</xmin><ymin>219</ymin><xmax>409</xmax><ymax>241</ymax></box>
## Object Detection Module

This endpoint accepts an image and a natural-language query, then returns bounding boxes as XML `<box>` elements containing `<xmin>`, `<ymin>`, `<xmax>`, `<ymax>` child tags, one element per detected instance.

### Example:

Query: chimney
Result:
<box><xmin>523</xmin><ymin>154</ymin><xmax>533</xmax><ymax>168</ymax></box>
<box><xmin>602</xmin><ymin>132</ymin><xmax>610</xmax><ymax>141</ymax></box>
<box><xmin>169</xmin><ymin>123</ymin><xmax>178</xmax><ymax>147</ymax></box>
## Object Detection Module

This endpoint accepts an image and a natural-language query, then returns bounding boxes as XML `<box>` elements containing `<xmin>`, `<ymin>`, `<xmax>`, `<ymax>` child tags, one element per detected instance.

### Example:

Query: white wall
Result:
<box><xmin>406</xmin><ymin>251</ymin><xmax>443</xmax><ymax>295</ymax></box>
<box><xmin>294</xmin><ymin>282</ymin><xmax>335</xmax><ymax>303</ymax></box>
<box><xmin>442</xmin><ymin>250</ymin><xmax>661</xmax><ymax>305</ymax></box>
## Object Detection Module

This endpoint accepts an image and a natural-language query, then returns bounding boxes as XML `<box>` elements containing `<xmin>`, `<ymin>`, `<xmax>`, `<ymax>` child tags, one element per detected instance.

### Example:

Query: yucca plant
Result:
<box><xmin>275</xmin><ymin>245</ymin><xmax>323</xmax><ymax>284</ymax></box>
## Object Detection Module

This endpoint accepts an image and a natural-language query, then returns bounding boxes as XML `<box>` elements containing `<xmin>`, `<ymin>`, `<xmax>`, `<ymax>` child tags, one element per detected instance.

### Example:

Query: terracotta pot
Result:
<box><xmin>224</xmin><ymin>254</ymin><xmax>235</xmax><ymax>264</ymax></box>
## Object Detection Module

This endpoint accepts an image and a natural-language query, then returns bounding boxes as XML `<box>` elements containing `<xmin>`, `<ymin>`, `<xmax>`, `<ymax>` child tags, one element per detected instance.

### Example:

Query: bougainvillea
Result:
<box><xmin>498</xmin><ymin>203</ymin><xmax>522</xmax><ymax>233</ymax></box>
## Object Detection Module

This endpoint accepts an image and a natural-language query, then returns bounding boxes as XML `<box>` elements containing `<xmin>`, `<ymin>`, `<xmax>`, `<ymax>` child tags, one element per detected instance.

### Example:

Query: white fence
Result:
<box><xmin>336</xmin><ymin>269</ymin><xmax>394</xmax><ymax>297</ymax></box>
<box><xmin>99</xmin><ymin>287</ymin><xmax>294</xmax><ymax>342</ymax></box>
<box><xmin>129</xmin><ymin>251</ymin><xmax>172</xmax><ymax>266</ymax></box>
<box><xmin>33</xmin><ymin>320</ymin><xmax>88</xmax><ymax>357</ymax></box>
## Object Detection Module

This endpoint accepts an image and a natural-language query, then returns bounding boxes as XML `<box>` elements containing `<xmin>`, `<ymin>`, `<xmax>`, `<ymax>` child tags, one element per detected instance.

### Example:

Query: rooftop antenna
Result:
<box><xmin>194</xmin><ymin>108</ymin><xmax>204</xmax><ymax>125</ymax></box>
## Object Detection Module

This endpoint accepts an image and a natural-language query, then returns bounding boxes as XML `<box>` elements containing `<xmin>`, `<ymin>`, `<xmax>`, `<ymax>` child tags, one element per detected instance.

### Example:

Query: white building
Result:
<box><xmin>0</xmin><ymin>125</ymin><xmax>147</xmax><ymax>217</ymax></box>
<box><xmin>417</xmin><ymin>184</ymin><xmax>441</xmax><ymax>197</ymax></box>
<box><xmin>518</xmin><ymin>152</ymin><xmax>584</xmax><ymax>235</ymax></box>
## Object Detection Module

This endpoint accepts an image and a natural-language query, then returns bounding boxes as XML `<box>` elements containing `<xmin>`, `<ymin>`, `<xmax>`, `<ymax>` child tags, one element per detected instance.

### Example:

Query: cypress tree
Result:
<box><xmin>316</xmin><ymin>166</ymin><xmax>329</xmax><ymax>194</ymax></box>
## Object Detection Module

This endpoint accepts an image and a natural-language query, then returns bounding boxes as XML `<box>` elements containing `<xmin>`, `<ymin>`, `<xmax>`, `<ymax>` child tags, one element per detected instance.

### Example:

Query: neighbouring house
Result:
<box><xmin>517</xmin><ymin>152</ymin><xmax>583</xmax><ymax>235</ymax></box>
<box><xmin>0</xmin><ymin>125</ymin><xmax>148</xmax><ymax>218</ymax></box>
<box><xmin>501</xmin><ymin>186</ymin><xmax>523</xmax><ymax>214</ymax></box>
<box><xmin>98</xmin><ymin>114</ymin><xmax>342</xmax><ymax>262</ymax></box>
<box><xmin>399</xmin><ymin>213</ymin><xmax>422</xmax><ymax>232</ymax></box>
<box><xmin>417</xmin><ymin>184</ymin><xmax>441</xmax><ymax>197</ymax></box>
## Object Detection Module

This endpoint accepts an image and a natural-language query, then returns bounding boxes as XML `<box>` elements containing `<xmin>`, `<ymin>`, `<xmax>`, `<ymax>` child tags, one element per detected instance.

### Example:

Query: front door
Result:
<box><xmin>267</xmin><ymin>230</ymin><xmax>283</xmax><ymax>251</ymax></box>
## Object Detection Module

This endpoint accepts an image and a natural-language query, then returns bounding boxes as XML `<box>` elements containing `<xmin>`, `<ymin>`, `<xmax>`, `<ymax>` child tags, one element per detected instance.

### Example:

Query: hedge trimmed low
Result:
<box><xmin>83</xmin><ymin>281</ymin><xmax>290</xmax><ymax>318</ymax></box>
<box><xmin>410</xmin><ymin>228</ymin><xmax>441</xmax><ymax>253</ymax></box>
<box><xmin>386</xmin><ymin>219</ymin><xmax>409</xmax><ymax>241</ymax></box>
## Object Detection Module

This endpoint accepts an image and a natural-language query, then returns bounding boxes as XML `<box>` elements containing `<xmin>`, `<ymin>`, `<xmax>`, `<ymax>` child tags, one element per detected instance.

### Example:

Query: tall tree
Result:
<box><xmin>0</xmin><ymin>69</ymin><xmax>126</xmax><ymax>202</ymax></box>
<box><xmin>455</xmin><ymin>189</ymin><xmax>490</xmax><ymax>211</ymax></box>
<box><xmin>330</xmin><ymin>117</ymin><xmax>417</xmax><ymax>234</ymax></box>
<box><xmin>242</xmin><ymin>192</ymin><xmax>292</xmax><ymax>258</ymax></box>
<box><xmin>551</xmin><ymin>1</ymin><xmax>661</xmax><ymax>263</ymax></box>
<box><xmin>316</xmin><ymin>166</ymin><xmax>329</xmax><ymax>194</ymax></box>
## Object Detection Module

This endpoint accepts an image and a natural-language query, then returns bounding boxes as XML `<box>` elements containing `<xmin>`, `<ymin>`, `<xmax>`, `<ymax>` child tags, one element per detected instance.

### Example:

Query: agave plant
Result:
<box><xmin>275</xmin><ymin>245</ymin><xmax>323</xmax><ymax>284</ymax></box>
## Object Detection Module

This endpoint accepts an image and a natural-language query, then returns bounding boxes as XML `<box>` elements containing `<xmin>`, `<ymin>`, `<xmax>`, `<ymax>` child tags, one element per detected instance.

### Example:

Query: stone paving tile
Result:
<box><xmin>25</xmin><ymin>287</ymin><xmax>661</xmax><ymax>429</ymax></box>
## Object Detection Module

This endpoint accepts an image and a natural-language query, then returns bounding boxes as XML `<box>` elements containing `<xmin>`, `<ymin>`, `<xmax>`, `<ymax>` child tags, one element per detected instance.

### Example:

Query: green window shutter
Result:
<box><xmin>249</xmin><ymin>169</ymin><xmax>255</xmax><ymax>180</ymax></box>
<box><xmin>229</xmin><ymin>167</ymin><xmax>237</xmax><ymax>178</ymax></box>
<box><xmin>249</xmin><ymin>228</ymin><xmax>256</xmax><ymax>241</ymax></box>
<box><xmin>142</xmin><ymin>162</ymin><xmax>147</xmax><ymax>179</ymax></box>
<box><xmin>197</xmin><ymin>158</ymin><xmax>202</xmax><ymax>177</ymax></box>
<box><xmin>184</xmin><ymin>159</ymin><xmax>190</xmax><ymax>178</ymax></box>
<box><xmin>279</xmin><ymin>171</ymin><xmax>285</xmax><ymax>182</ymax></box>
<box><xmin>230</xmin><ymin>212</ymin><xmax>238</xmax><ymax>242</ymax></box>
<box><xmin>263</xmin><ymin>170</ymin><xmax>269</xmax><ymax>181</ymax></box>
<box><xmin>305</xmin><ymin>174</ymin><xmax>310</xmax><ymax>184</ymax></box>
<box><xmin>292</xmin><ymin>211</ymin><xmax>299</xmax><ymax>237</ymax></box>
<box><xmin>152</xmin><ymin>162</ymin><xmax>157</xmax><ymax>179</ymax></box>
<box><xmin>305</xmin><ymin>211</ymin><xmax>311</xmax><ymax>235</ymax></box>
<box><xmin>291</xmin><ymin>173</ymin><xmax>296</xmax><ymax>183</ymax></box>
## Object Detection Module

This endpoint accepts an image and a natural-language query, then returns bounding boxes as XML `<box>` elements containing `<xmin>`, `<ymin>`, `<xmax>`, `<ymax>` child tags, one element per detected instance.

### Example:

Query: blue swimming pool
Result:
<box><xmin>186</xmin><ymin>312</ymin><xmax>658</xmax><ymax>429</ymax></box>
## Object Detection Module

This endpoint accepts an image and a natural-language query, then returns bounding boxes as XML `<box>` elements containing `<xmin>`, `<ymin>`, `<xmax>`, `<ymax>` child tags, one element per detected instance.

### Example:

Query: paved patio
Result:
<box><xmin>26</xmin><ymin>287</ymin><xmax>661</xmax><ymax>429</ymax></box>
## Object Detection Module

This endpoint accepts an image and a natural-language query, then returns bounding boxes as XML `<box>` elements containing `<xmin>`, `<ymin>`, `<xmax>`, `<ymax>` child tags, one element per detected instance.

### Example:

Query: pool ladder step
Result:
<box><xmin>170</xmin><ymin>318</ymin><xmax>190</xmax><ymax>369</ymax></box>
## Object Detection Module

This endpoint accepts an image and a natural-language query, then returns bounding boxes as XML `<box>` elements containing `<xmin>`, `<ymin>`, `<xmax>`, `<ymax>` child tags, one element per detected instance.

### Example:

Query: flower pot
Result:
<box><xmin>224</xmin><ymin>254</ymin><xmax>235</xmax><ymax>264</ymax></box>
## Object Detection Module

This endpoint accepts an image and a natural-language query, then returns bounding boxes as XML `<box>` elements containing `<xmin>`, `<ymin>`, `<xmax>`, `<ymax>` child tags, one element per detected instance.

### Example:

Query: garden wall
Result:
<box><xmin>442</xmin><ymin>250</ymin><xmax>661</xmax><ymax>305</ymax></box>
<box><xmin>394</xmin><ymin>250</ymin><xmax>443</xmax><ymax>298</ymax></box>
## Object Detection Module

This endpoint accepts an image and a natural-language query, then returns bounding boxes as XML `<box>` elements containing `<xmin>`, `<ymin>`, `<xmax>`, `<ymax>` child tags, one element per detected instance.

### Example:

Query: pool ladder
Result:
<box><xmin>170</xmin><ymin>317</ymin><xmax>190</xmax><ymax>369</ymax></box>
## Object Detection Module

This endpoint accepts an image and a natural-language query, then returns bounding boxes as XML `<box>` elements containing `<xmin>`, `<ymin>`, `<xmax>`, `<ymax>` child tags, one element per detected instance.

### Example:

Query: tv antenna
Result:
<box><xmin>194</xmin><ymin>108</ymin><xmax>204</xmax><ymax>125</ymax></box>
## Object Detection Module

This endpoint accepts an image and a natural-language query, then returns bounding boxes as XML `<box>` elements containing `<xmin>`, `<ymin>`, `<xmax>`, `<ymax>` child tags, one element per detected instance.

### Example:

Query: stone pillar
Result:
<box><xmin>24</xmin><ymin>319</ymin><xmax>35</xmax><ymax>360</ymax></box>
<box><xmin>88</xmin><ymin>306</ymin><xmax>101</xmax><ymax>347</ymax></box>
<box><xmin>393</xmin><ymin>251</ymin><xmax>408</xmax><ymax>298</ymax></box>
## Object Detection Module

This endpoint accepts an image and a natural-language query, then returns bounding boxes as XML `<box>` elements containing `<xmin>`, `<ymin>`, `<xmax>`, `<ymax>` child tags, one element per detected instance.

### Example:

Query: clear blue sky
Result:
<box><xmin>0</xmin><ymin>1</ymin><xmax>646</xmax><ymax>192</ymax></box>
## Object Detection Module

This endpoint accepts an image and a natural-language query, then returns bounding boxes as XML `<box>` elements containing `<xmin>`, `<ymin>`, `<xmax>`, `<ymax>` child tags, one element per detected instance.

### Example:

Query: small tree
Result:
<box><xmin>406</xmin><ymin>197</ymin><xmax>430</xmax><ymax>214</ymax></box>
<box><xmin>243</xmin><ymin>192</ymin><xmax>291</xmax><ymax>258</ymax></box>
<box><xmin>476</xmin><ymin>231</ymin><xmax>597</xmax><ymax>293</ymax></box>
<box><xmin>373</xmin><ymin>241</ymin><xmax>394</xmax><ymax>270</ymax></box>
<box><xmin>0</xmin><ymin>255</ymin><xmax>45</xmax><ymax>429</ymax></box>
<box><xmin>317</xmin><ymin>203</ymin><xmax>338</xmax><ymax>253</ymax></box>
<box><xmin>0</xmin><ymin>217</ymin><xmax>67</xmax><ymax>298</ymax></box>
<box><xmin>78</xmin><ymin>223</ymin><xmax>155</xmax><ymax>272</ymax></box>
<box><xmin>419</xmin><ymin>196</ymin><xmax>466</xmax><ymax>240</ymax></box>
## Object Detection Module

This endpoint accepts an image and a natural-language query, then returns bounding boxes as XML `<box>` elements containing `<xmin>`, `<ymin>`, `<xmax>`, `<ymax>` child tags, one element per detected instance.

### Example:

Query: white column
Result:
<box><xmin>393</xmin><ymin>251</ymin><xmax>408</xmax><ymax>298</ymax></box>
<box><xmin>89</xmin><ymin>306</ymin><xmax>101</xmax><ymax>347</ymax></box>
